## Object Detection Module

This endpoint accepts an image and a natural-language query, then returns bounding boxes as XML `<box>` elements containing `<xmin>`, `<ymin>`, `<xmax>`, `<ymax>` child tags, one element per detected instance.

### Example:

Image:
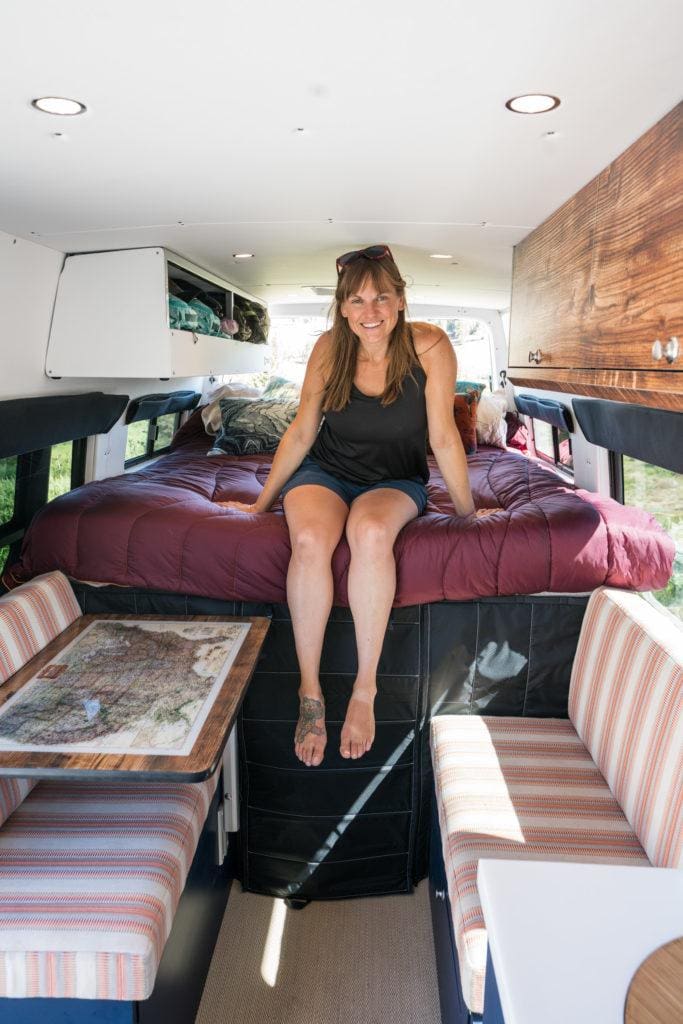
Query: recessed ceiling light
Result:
<box><xmin>429</xmin><ymin>253</ymin><xmax>452</xmax><ymax>259</ymax></box>
<box><xmin>505</xmin><ymin>94</ymin><xmax>560</xmax><ymax>114</ymax></box>
<box><xmin>232</xmin><ymin>253</ymin><xmax>254</xmax><ymax>259</ymax></box>
<box><xmin>31</xmin><ymin>96</ymin><xmax>87</xmax><ymax>115</ymax></box>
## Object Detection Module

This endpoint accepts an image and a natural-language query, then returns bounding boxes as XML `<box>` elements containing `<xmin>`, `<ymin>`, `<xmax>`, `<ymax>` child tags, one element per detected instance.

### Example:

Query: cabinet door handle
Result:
<box><xmin>528</xmin><ymin>348</ymin><xmax>542</xmax><ymax>364</ymax></box>
<box><xmin>664</xmin><ymin>336</ymin><xmax>679</xmax><ymax>364</ymax></box>
<box><xmin>652</xmin><ymin>339</ymin><xmax>663</xmax><ymax>361</ymax></box>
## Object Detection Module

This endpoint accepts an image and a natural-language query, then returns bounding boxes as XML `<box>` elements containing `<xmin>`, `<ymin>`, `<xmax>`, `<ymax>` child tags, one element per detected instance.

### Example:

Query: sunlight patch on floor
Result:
<box><xmin>260</xmin><ymin>898</ymin><xmax>287</xmax><ymax>987</ymax></box>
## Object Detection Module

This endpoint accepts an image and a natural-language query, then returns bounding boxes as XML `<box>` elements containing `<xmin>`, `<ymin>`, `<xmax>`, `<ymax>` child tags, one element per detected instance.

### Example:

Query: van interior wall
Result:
<box><xmin>0</xmin><ymin>230</ymin><xmax>209</xmax><ymax>480</ymax></box>
<box><xmin>511</xmin><ymin>384</ymin><xmax>610</xmax><ymax>494</ymax></box>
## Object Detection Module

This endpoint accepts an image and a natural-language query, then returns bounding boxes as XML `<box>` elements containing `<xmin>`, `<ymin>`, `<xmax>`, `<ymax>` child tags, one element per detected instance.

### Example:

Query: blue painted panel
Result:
<box><xmin>482</xmin><ymin>948</ymin><xmax>506</xmax><ymax>1024</ymax></box>
<box><xmin>0</xmin><ymin>997</ymin><xmax>134</xmax><ymax>1023</ymax></box>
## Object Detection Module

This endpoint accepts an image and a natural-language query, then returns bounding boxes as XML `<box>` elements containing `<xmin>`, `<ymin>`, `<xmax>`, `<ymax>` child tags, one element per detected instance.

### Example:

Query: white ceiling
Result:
<box><xmin>1</xmin><ymin>0</ymin><xmax>681</xmax><ymax>309</ymax></box>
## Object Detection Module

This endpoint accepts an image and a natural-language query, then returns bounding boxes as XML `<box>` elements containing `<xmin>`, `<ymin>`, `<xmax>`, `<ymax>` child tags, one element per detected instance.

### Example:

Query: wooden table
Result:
<box><xmin>0</xmin><ymin>614</ymin><xmax>270</xmax><ymax>781</ymax></box>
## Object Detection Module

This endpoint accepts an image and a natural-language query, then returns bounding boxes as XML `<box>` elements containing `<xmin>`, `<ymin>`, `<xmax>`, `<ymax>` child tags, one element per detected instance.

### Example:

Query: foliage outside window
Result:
<box><xmin>423</xmin><ymin>318</ymin><xmax>492</xmax><ymax>386</ymax></box>
<box><xmin>0</xmin><ymin>456</ymin><xmax>17</xmax><ymax>572</ymax></box>
<box><xmin>125</xmin><ymin>413</ymin><xmax>180</xmax><ymax>467</ymax></box>
<box><xmin>48</xmin><ymin>442</ymin><xmax>73</xmax><ymax>502</ymax></box>
<box><xmin>623</xmin><ymin>456</ymin><xmax>682</xmax><ymax>620</ymax></box>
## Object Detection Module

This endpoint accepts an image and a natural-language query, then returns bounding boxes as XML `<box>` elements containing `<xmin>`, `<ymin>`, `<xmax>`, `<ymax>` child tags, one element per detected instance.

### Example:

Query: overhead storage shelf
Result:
<box><xmin>46</xmin><ymin>247</ymin><xmax>268</xmax><ymax>379</ymax></box>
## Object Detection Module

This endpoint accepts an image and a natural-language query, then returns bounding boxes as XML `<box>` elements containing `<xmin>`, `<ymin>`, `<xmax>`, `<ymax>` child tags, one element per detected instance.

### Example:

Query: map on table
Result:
<box><xmin>0</xmin><ymin>619</ymin><xmax>251</xmax><ymax>756</ymax></box>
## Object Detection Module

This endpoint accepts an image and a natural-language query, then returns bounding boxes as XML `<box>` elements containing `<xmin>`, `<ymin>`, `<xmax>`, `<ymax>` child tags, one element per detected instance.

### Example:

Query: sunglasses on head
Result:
<box><xmin>336</xmin><ymin>244</ymin><xmax>394</xmax><ymax>275</ymax></box>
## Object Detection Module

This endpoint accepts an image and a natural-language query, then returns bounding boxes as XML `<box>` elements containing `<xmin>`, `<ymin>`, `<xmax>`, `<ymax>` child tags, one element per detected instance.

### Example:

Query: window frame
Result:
<box><xmin>0</xmin><ymin>440</ymin><xmax>87</xmax><ymax>574</ymax></box>
<box><xmin>124</xmin><ymin>412</ymin><xmax>181</xmax><ymax>469</ymax></box>
<box><xmin>530</xmin><ymin>419</ymin><xmax>574</xmax><ymax>478</ymax></box>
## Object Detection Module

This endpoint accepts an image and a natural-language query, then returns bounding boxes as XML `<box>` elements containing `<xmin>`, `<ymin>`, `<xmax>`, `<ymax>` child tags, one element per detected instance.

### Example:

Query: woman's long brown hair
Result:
<box><xmin>322</xmin><ymin>255</ymin><xmax>417</xmax><ymax>411</ymax></box>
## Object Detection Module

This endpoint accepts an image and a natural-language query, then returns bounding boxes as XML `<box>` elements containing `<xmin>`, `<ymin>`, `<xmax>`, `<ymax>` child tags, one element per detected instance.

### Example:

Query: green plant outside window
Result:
<box><xmin>623</xmin><ymin>456</ymin><xmax>682</xmax><ymax>620</ymax></box>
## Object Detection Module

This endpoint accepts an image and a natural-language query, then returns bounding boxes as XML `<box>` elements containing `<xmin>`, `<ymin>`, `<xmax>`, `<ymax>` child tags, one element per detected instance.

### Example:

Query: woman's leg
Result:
<box><xmin>283</xmin><ymin>485</ymin><xmax>349</xmax><ymax>766</ymax></box>
<box><xmin>342</xmin><ymin>488</ymin><xmax>419</xmax><ymax>759</ymax></box>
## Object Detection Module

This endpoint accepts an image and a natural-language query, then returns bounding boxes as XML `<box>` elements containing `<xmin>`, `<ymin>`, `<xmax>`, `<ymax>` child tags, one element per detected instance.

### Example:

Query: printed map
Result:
<box><xmin>0</xmin><ymin>619</ymin><xmax>251</xmax><ymax>755</ymax></box>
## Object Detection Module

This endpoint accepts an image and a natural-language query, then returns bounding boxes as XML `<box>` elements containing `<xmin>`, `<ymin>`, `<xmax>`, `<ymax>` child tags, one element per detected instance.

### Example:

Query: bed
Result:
<box><xmin>5</xmin><ymin>411</ymin><xmax>673</xmax><ymax>901</ymax></box>
<box><xmin>6</xmin><ymin>409</ymin><xmax>674</xmax><ymax>601</ymax></box>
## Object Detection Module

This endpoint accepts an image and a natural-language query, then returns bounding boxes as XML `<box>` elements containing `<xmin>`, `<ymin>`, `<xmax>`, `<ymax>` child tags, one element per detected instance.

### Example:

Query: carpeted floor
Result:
<box><xmin>195</xmin><ymin>882</ymin><xmax>442</xmax><ymax>1024</ymax></box>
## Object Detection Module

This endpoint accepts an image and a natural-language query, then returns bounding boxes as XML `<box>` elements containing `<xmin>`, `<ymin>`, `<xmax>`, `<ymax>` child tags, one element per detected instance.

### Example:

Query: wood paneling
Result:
<box><xmin>0</xmin><ymin>614</ymin><xmax>270</xmax><ymax>781</ymax></box>
<box><xmin>508</xmin><ymin>368</ymin><xmax>683</xmax><ymax>412</ymax></box>
<box><xmin>509</xmin><ymin>103</ymin><xmax>683</xmax><ymax>392</ymax></box>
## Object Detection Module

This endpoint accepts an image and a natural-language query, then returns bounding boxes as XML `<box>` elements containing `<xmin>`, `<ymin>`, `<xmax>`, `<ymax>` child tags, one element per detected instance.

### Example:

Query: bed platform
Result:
<box><xmin>3</xmin><ymin>412</ymin><xmax>674</xmax><ymax>900</ymax></box>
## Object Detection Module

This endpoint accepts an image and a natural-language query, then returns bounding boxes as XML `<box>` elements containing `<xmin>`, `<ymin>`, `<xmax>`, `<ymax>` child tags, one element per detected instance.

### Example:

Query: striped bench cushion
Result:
<box><xmin>430</xmin><ymin>715</ymin><xmax>649</xmax><ymax>1015</ymax></box>
<box><xmin>0</xmin><ymin>772</ymin><xmax>218</xmax><ymax>1000</ymax></box>
<box><xmin>569</xmin><ymin>588</ymin><xmax>683</xmax><ymax>867</ymax></box>
<box><xmin>0</xmin><ymin>572</ymin><xmax>82</xmax><ymax>829</ymax></box>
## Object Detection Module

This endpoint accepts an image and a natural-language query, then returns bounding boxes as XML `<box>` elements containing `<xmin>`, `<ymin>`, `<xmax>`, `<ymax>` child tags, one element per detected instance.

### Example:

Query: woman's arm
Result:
<box><xmin>221</xmin><ymin>333</ymin><xmax>330</xmax><ymax>513</ymax></box>
<box><xmin>414</xmin><ymin>324</ymin><xmax>476</xmax><ymax>518</ymax></box>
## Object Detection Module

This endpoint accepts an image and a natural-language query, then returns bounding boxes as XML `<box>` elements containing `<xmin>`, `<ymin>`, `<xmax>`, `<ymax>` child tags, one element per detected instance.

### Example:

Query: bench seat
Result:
<box><xmin>0</xmin><ymin>772</ymin><xmax>218</xmax><ymax>1001</ymax></box>
<box><xmin>431</xmin><ymin>714</ymin><xmax>649</xmax><ymax>1014</ymax></box>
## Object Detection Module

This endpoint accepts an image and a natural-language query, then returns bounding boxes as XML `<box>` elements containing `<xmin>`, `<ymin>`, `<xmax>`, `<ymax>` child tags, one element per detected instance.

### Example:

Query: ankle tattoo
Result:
<box><xmin>296</xmin><ymin>697</ymin><xmax>325</xmax><ymax>744</ymax></box>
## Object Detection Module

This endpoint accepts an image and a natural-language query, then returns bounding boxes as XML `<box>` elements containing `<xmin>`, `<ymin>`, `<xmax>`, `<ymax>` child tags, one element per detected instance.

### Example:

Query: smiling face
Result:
<box><xmin>340</xmin><ymin>274</ymin><xmax>405</xmax><ymax>348</ymax></box>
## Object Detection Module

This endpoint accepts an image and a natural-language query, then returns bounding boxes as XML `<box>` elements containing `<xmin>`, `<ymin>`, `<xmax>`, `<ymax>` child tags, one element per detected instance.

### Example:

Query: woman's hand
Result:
<box><xmin>475</xmin><ymin>507</ymin><xmax>502</xmax><ymax>518</ymax></box>
<box><xmin>215</xmin><ymin>500</ymin><xmax>265</xmax><ymax>513</ymax></box>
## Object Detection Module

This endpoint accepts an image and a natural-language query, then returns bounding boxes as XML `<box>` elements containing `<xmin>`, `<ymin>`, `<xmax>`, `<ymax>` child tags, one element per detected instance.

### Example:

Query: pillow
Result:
<box><xmin>456</xmin><ymin>379</ymin><xmax>486</xmax><ymax>397</ymax></box>
<box><xmin>201</xmin><ymin>383</ymin><xmax>263</xmax><ymax>435</ymax></box>
<box><xmin>476</xmin><ymin>391</ymin><xmax>508</xmax><ymax>448</ymax></box>
<box><xmin>208</xmin><ymin>397</ymin><xmax>298</xmax><ymax>456</ymax></box>
<box><xmin>453</xmin><ymin>391</ymin><xmax>479</xmax><ymax>454</ymax></box>
<box><xmin>262</xmin><ymin>376</ymin><xmax>301</xmax><ymax>402</ymax></box>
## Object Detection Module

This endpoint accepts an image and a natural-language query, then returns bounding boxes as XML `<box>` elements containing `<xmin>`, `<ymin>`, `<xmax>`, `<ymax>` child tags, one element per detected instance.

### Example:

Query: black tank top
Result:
<box><xmin>309</xmin><ymin>362</ymin><xmax>429</xmax><ymax>485</ymax></box>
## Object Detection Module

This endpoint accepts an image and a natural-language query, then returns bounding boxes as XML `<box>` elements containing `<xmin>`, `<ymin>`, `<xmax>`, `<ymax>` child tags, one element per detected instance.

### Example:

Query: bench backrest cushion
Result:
<box><xmin>0</xmin><ymin>571</ymin><xmax>81</xmax><ymax>826</ymax></box>
<box><xmin>569</xmin><ymin>587</ymin><xmax>682</xmax><ymax>867</ymax></box>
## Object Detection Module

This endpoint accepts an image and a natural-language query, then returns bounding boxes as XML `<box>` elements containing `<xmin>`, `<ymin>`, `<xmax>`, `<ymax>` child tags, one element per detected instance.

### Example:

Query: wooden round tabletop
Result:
<box><xmin>624</xmin><ymin>936</ymin><xmax>683</xmax><ymax>1023</ymax></box>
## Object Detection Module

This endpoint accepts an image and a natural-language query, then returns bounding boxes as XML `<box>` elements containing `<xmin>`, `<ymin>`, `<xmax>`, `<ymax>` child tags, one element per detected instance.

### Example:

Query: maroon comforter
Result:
<box><xmin>8</xmin><ymin>418</ymin><xmax>674</xmax><ymax>605</ymax></box>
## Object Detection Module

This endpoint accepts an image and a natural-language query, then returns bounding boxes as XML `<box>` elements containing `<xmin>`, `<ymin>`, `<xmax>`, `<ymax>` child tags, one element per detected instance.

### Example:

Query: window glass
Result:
<box><xmin>532</xmin><ymin>419</ymin><xmax>555</xmax><ymax>460</ymax></box>
<box><xmin>48</xmin><ymin>442</ymin><xmax>73</xmax><ymax>501</ymax></box>
<box><xmin>267</xmin><ymin>316</ymin><xmax>327</xmax><ymax>384</ymax></box>
<box><xmin>155</xmin><ymin>414</ymin><xmax>177</xmax><ymax>450</ymax></box>
<box><xmin>557</xmin><ymin>429</ymin><xmax>574</xmax><ymax>472</ymax></box>
<box><xmin>421</xmin><ymin>317</ymin><xmax>492</xmax><ymax>385</ymax></box>
<box><xmin>126</xmin><ymin>421</ymin><xmax>149</xmax><ymax>462</ymax></box>
<box><xmin>0</xmin><ymin>456</ymin><xmax>17</xmax><ymax>571</ymax></box>
<box><xmin>623</xmin><ymin>456</ymin><xmax>682</xmax><ymax>620</ymax></box>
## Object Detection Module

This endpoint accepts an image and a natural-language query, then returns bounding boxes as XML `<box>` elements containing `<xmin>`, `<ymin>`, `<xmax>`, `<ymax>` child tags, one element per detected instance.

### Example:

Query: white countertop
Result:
<box><xmin>477</xmin><ymin>860</ymin><xmax>683</xmax><ymax>1024</ymax></box>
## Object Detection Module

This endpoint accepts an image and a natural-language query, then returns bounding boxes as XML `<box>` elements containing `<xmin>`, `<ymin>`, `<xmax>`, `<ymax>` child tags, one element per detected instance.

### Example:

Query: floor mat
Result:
<box><xmin>196</xmin><ymin>881</ymin><xmax>441</xmax><ymax>1024</ymax></box>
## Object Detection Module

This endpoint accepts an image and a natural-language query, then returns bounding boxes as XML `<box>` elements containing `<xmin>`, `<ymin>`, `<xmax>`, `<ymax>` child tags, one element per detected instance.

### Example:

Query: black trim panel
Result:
<box><xmin>125</xmin><ymin>390</ymin><xmax>200</xmax><ymax>424</ymax></box>
<box><xmin>573</xmin><ymin>398</ymin><xmax>683</xmax><ymax>474</ymax></box>
<box><xmin>515</xmin><ymin>393</ymin><xmax>573</xmax><ymax>432</ymax></box>
<box><xmin>0</xmin><ymin>393</ymin><xmax>128</xmax><ymax>459</ymax></box>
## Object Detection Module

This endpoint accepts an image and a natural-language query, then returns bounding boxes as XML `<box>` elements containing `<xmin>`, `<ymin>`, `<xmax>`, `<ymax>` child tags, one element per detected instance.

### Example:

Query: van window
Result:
<box><xmin>530</xmin><ymin>420</ymin><xmax>574</xmax><ymax>475</ymax></box>
<box><xmin>0</xmin><ymin>456</ymin><xmax>18</xmax><ymax>572</ymax></box>
<box><xmin>125</xmin><ymin>413</ymin><xmax>180</xmax><ymax>467</ymax></box>
<box><xmin>48</xmin><ymin>442</ymin><xmax>74</xmax><ymax>501</ymax></box>
<box><xmin>422</xmin><ymin>317</ymin><xmax>493</xmax><ymax>387</ymax></box>
<box><xmin>268</xmin><ymin>316</ymin><xmax>326</xmax><ymax>383</ymax></box>
<box><xmin>623</xmin><ymin>455</ymin><xmax>682</xmax><ymax>619</ymax></box>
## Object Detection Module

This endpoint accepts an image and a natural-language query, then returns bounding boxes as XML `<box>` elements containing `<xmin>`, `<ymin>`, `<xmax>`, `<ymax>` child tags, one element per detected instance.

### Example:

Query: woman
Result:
<box><xmin>224</xmin><ymin>245</ymin><xmax>479</xmax><ymax>768</ymax></box>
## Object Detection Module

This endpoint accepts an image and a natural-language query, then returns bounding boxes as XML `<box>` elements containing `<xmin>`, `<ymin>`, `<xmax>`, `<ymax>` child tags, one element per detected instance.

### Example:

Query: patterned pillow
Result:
<box><xmin>208</xmin><ymin>397</ymin><xmax>298</xmax><ymax>456</ymax></box>
<box><xmin>456</xmin><ymin>380</ymin><xmax>486</xmax><ymax>397</ymax></box>
<box><xmin>262</xmin><ymin>376</ymin><xmax>301</xmax><ymax>402</ymax></box>
<box><xmin>453</xmin><ymin>390</ymin><xmax>479</xmax><ymax>455</ymax></box>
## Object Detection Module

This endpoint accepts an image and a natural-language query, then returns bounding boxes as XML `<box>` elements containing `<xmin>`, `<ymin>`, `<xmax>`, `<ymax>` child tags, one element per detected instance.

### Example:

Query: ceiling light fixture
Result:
<box><xmin>232</xmin><ymin>253</ymin><xmax>254</xmax><ymax>259</ymax></box>
<box><xmin>505</xmin><ymin>94</ymin><xmax>560</xmax><ymax>114</ymax></box>
<box><xmin>429</xmin><ymin>253</ymin><xmax>452</xmax><ymax>259</ymax></box>
<box><xmin>31</xmin><ymin>96</ymin><xmax>87</xmax><ymax>115</ymax></box>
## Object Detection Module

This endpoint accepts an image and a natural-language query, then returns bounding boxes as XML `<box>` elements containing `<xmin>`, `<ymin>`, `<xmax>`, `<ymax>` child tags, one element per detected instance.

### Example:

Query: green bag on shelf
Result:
<box><xmin>169</xmin><ymin>295</ymin><xmax>199</xmax><ymax>331</ymax></box>
<box><xmin>188</xmin><ymin>298</ymin><xmax>220</xmax><ymax>337</ymax></box>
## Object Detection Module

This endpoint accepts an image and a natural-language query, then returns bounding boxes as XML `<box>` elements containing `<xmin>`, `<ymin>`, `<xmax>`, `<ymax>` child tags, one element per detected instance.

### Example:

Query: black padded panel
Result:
<box><xmin>515</xmin><ymin>393</ymin><xmax>573</xmax><ymax>432</ymax></box>
<box><xmin>573</xmin><ymin>398</ymin><xmax>683</xmax><ymax>474</ymax></box>
<box><xmin>0</xmin><ymin>392</ymin><xmax>128</xmax><ymax>459</ymax></box>
<box><xmin>125</xmin><ymin>390</ymin><xmax>200</xmax><ymax>424</ymax></box>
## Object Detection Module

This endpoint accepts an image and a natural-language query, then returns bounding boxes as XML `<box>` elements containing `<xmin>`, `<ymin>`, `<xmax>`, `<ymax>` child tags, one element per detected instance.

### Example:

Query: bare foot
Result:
<box><xmin>340</xmin><ymin>691</ymin><xmax>376</xmax><ymax>760</ymax></box>
<box><xmin>294</xmin><ymin>695</ymin><xmax>327</xmax><ymax>767</ymax></box>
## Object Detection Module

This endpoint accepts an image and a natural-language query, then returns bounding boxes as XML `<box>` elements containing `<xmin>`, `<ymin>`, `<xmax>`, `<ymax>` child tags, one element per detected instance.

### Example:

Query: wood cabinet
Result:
<box><xmin>508</xmin><ymin>103</ymin><xmax>683</xmax><ymax>409</ymax></box>
<box><xmin>46</xmin><ymin>248</ymin><xmax>268</xmax><ymax>379</ymax></box>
